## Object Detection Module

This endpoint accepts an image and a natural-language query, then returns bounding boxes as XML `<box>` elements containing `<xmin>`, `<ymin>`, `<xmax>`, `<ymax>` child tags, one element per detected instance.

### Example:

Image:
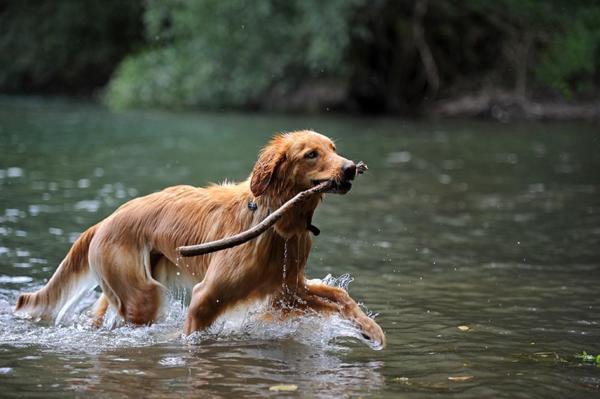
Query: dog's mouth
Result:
<box><xmin>311</xmin><ymin>179</ymin><xmax>352</xmax><ymax>194</ymax></box>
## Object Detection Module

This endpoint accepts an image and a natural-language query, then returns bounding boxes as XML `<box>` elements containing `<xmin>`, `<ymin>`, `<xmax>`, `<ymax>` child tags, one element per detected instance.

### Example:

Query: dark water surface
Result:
<box><xmin>1</xmin><ymin>97</ymin><xmax>599</xmax><ymax>398</ymax></box>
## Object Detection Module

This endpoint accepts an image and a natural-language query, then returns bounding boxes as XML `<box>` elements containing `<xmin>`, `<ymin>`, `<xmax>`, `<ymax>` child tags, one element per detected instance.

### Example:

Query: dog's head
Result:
<box><xmin>250</xmin><ymin>130</ymin><xmax>357</xmax><ymax>198</ymax></box>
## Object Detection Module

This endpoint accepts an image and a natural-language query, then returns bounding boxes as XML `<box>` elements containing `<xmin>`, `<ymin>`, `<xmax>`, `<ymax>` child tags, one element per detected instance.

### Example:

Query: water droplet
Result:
<box><xmin>6</xmin><ymin>167</ymin><xmax>23</xmax><ymax>178</ymax></box>
<box><xmin>282</xmin><ymin>239</ymin><xmax>289</xmax><ymax>287</ymax></box>
<box><xmin>49</xmin><ymin>227</ymin><xmax>63</xmax><ymax>236</ymax></box>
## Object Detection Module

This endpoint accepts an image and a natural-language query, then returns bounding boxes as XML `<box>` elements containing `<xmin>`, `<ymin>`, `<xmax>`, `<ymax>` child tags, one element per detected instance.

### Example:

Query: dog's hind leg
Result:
<box><xmin>91</xmin><ymin>293</ymin><xmax>109</xmax><ymax>328</ymax></box>
<box><xmin>90</xmin><ymin>244</ymin><xmax>164</xmax><ymax>325</ymax></box>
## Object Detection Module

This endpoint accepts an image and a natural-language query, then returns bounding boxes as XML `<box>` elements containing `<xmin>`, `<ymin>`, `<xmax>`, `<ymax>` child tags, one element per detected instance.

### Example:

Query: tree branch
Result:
<box><xmin>412</xmin><ymin>0</ymin><xmax>439</xmax><ymax>98</ymax></box>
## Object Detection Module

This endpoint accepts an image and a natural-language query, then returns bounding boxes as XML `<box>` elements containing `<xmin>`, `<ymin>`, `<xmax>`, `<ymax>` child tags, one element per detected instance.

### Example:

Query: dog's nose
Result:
<box><xmin>342</xmin><ymin>161</ymin><xmax>356</xmax><ymax>181</ymax></box>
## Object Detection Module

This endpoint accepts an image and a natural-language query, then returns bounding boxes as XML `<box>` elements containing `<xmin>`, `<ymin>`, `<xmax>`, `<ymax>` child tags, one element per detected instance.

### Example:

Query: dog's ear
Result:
<box><xmin>250</xmin><ymin>141</ymin><xmax>285</xmax><ymax>197</ymax></box>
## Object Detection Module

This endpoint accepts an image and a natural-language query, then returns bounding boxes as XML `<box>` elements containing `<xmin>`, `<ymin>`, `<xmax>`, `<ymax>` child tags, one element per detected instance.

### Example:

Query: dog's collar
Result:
<box><xmin>247</xmin><ymin>200</ymin><xmax>258</xmax><ymax>211</ymax></box>
<box><xmin>308</xmin><ymin>223</ymin><xmax>320</xmax><ymax>236</ymax></box>
<box><xmin>307</xmin><ymin>214</ymin><xmax>320</xmax><ymax>236</ymax></box>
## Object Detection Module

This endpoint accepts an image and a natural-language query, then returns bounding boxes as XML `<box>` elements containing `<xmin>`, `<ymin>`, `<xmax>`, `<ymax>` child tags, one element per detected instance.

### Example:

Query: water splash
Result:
<box><xmin>0</xmin><ymin>274</ymin><xmax>379</xmax><ymax>353</ymax></box>
<box><xmin>321</xmin><ymin>273</ymin><xmax>354</xmax><ymax>291</ymax></box>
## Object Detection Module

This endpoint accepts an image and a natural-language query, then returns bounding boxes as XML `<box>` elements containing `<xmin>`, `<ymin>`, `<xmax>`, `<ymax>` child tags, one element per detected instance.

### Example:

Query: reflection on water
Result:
<box><xmin>1</xmin><ymin>342</ymin><xmax>384</xmax><ymax>398</ymax></box>
<box><xmin>1</xmin><ymin>97</ymin><xmax>600</xmax><ymax>397</ymax></box>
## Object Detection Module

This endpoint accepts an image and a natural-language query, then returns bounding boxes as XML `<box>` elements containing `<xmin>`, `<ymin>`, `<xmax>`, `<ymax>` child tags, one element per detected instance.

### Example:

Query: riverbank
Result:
<box><xmin>261</xmin><ymin>83</ymin><xmax>600</xmax><ymax>122</ymax></box>
<box><xmin>1</xmin><ymin>93</ymin><xmax>598</xmax><ymax>123</ymax></box>
<box><xmin>431</xmin><ymin>90</ymin><xmax>600</xmax><ymax>122</ymax></box>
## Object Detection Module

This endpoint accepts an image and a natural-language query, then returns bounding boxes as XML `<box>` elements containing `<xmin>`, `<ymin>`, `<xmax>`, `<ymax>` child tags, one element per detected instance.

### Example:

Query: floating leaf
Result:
<box><xmin>448</xmin><ymin>375</ymin><xmax>474</xmax><ymax>382</ymax></box>
<box><xmin>534</xmin><ymin>352</ymin><xmax>560</xmax><ymax>359</ymax></box>
<box><xmin>269</xmin><ymin>384</ymin><xmax>298</xmax><ymax>392</ymax></box>
<box><xmin>457</xmin><ymin>325</ymin><xmax>471</xmax><ymax>332</ymax></box>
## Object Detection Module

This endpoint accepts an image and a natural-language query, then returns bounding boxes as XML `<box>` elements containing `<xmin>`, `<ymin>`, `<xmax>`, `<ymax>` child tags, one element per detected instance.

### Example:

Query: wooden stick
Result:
<box><xmin>177</xmin><ymin>161</ymin><xmax>368</xmax><ymax>257</ymax></box>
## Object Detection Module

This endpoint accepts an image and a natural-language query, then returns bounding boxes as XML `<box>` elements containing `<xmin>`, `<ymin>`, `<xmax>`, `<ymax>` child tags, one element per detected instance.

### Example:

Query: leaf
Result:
<box><xmin>575</xmin><ymin>351</ymin><xmax>596</xmax><ymax>362</ymax></box>
<box><xmin>534</xmin><ymin>352</ymin><xmax>560</xmax><ymax>359</ymax></box>
<box><xmin>448</xmin><ymin>375</ymin><xmax>474</xmax><ymax>382</ymax></box>
<box><xmin>457</xmin><ymin>325</ymin><xmax>471</xmax><ymax>332</ymax></box>
<box><xmin>269</xmin><ymin>384</ymin><xmax>298</xmax><ymax>392</ymax></box>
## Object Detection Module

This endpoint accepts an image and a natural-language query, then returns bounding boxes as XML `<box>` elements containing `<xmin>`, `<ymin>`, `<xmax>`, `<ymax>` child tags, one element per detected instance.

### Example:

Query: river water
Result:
<box><xmin>0</xmin><ymin>97</ymin><xmax>599</xmax><ymax>398</ymax></box>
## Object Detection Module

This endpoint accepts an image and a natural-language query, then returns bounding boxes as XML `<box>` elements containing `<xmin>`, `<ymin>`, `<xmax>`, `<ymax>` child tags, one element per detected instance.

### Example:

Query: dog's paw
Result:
<box><xmin>356</xmin><ymin>316</ymin><xmax>386</xmax><ymax>350</ymax></box>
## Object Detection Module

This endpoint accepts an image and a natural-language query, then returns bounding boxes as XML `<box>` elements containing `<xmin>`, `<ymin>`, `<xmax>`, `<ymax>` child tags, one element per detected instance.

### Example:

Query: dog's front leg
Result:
<box><xmin>183</xmin><ymin>258</ymin><xmax>254</xmax><ymax>336</ymax></box>
<box><xmin>301</xmin><ymin>280</ymin><xmax>385</xmax><ymax>348</ymax></box>
<box><xmin>183</xmin><ymin>281</ymin><xmax>224</xmax><ymax>335</ymax></box>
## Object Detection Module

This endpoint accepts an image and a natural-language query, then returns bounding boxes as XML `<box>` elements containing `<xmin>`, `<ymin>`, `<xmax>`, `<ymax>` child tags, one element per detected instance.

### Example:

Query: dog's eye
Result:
<box><xmin>305</xmin><ymin>150</ymin><xmax>318</xmax><ymax>159</ymax></box>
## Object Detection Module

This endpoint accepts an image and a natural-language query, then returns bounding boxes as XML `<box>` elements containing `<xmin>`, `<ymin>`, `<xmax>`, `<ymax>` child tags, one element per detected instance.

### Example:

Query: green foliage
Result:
<box><xmin>536</xmin><ymin>8</ymin><xmax>600</xmax><ymax>97</ymax></box>
<box><xmin>470</xmin><ymin>0</ymin><xmax>600</xmax><ymax>98</ymax></box>
<box><xmin>3</xmin><ymin>0</ymin><xmax>600</xmax><ymax>110</ymax></box>
<box><xmin>0</xmin><ymin>0</ymin><xmax>143</xmax><ymax>94</ymax></box>
<box><xmin>105</xmin><ymin>0</ymin><xmax>361</xmax><ymax>110</ymax></box>
<box><xmin>575</xmin><ymin>351</ymin><xmax>600</xmax><ymax>366</ymax></box>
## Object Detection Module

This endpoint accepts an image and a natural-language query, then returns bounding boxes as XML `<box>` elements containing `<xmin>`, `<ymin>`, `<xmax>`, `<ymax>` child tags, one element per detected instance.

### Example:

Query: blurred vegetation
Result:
<box><xmin>0</xmin><ymin>0</ymin><xmax>143</xmax><ymax>94</ymax></box>
<box><xmin>105</xmin><ymin>0</ymin><xmax>358</xmax><ymax>110</ymax></box>
<box><xmin>1</xmin><ymin>0</ymin><xmax>599</xmax><ymax>114</ymax></box>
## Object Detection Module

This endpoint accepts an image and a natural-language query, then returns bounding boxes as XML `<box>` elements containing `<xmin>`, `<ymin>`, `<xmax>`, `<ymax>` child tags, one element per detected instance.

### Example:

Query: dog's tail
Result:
<box><xmin>15</xmin><ymin>225</ymin><xmax>98</xmax><ymax>324</ymax></box>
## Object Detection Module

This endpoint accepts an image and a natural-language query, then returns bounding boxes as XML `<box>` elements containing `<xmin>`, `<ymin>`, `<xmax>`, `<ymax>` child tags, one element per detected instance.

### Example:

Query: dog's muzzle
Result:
<box><xmin>311</xmin><ymin>161</ymin><xmax>357</xmax><ymax>194</ymax></box>
<box><xmin>311</xmin><ymin>178</ymin><xmax>353</xmax><ymax>194</ymax></box>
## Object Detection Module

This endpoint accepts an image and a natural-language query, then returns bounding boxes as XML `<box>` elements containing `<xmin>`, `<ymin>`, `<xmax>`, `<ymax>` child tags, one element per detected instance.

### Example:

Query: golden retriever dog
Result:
<box><xmin>15</xmin><ymin>130</ymin><xmax>385</xmax><ymax>348</ymax></box>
